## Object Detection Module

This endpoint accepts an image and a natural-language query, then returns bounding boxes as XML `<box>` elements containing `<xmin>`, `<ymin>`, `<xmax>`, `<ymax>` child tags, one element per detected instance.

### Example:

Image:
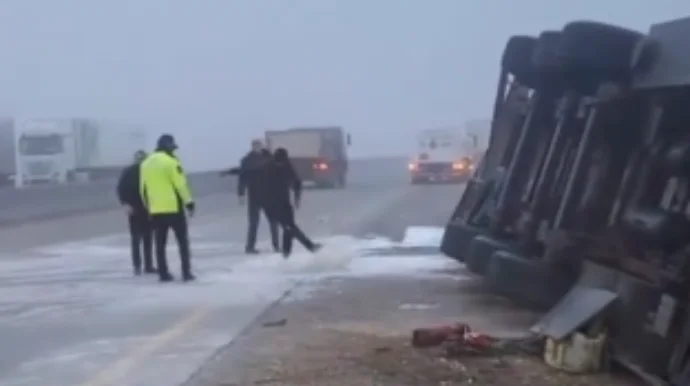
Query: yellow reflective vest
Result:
<box><xmin>139</xmin><ymin>151</ymin><xmax>193</xmax><ymax>214</ymax></box>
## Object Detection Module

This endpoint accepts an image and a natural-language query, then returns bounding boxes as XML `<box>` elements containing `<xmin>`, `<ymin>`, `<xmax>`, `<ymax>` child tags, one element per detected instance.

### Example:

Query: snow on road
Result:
<box><xmin>0</xmin><ymin>226</ymin><xmax>456</xmax><ymax>386</ymax></box>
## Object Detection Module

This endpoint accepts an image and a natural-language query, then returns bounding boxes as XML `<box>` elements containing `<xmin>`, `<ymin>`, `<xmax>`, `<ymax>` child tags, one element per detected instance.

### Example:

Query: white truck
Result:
<box><xmin>265</xmin><ymin>127</ymin><xmax>351</xmax><ymax>188</ymax></box>
<box><xmin>408</xmin><ymin>127</ymin><xmax>478</xmax><ymax>184</ymax></box>
<box><xmin>15</xmin><ymin>118</ymin><xmax>147</xmax><ymax>185</ymax></box>
<box><xmin>0</xmin><ymin>118</ymin><xmax>17</xmax><ymax>186</ymax></box>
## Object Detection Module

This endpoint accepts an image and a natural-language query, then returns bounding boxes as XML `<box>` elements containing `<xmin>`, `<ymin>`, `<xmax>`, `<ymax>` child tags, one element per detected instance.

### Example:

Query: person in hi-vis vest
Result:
<box><xmin>140</xmin><ymin>134</ymin><xmax>196</xmax><ymax>282</ymax></box>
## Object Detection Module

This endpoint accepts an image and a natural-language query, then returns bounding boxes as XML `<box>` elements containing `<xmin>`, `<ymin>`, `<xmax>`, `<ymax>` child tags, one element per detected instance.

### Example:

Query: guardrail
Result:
<box><xmin>0</xmin><ymin>157</ymin><xmax>408</xmax><ymax>227</ymax></box>
<box><xmin>0</xmin><ymin>171</ymin><xmax>235</xmax><ymax>226</ymax></box>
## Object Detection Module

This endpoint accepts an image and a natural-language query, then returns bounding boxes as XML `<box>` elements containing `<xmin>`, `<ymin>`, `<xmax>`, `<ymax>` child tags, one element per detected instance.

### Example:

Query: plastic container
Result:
<box><xmin>544</xmin><ymin>332</ymin><xmax>607</xmax><ymax>373</ymax></box>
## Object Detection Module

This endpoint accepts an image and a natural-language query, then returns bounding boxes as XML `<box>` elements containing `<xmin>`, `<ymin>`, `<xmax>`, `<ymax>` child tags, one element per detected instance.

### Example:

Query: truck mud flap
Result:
<box><xmin>531</xmin><ymin>287</ymin><xmax>617</xmax><ymax>340</ymax></box>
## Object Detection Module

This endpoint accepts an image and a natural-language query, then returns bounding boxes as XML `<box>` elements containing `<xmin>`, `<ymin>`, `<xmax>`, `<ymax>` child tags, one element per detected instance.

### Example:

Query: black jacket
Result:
<box><xmin>237</xmin><ymin>150</ymin><xmax>272</xmax><ymax>197</ymax></box>
<box><xmin>230</xmin><ymin>158</ymin><xmax>302</xmax><ymax>206</ymax></box>
<box><xmin>117</xmin><ymin>163</ymin><xmax>146</xmax><ymax>213</ymax></box>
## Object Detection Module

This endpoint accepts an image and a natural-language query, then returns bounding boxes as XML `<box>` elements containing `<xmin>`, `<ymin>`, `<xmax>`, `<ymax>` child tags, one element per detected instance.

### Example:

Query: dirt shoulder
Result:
<box><xmin>184</xmin><ymin>262</ymin><xmax>640</xmax><ymax>386</ymax></box>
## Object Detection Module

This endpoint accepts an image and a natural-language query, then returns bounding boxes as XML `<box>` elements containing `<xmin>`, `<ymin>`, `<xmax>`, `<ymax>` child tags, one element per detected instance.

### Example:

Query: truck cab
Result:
<box><xmin>408</xmin><ymin>128</ymin><xmax>476</xmax><ymax>184</ymax></box>
<box><xmin>16</xmin><ymin>121</ymin><xmax>75</xmax><ymax>185</ymax></box>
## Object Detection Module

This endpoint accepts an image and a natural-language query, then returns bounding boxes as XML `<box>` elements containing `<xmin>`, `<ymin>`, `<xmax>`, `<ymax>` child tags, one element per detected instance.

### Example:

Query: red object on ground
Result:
<box><xmin>411</xmin><ymin>323</ymin><xmax>495</xmax><ymax>350</ymax></box>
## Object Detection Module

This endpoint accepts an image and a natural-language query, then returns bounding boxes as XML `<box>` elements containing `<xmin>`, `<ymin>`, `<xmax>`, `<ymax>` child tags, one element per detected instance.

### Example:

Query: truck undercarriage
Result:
<box><xmin>441</xmin><ymin>16</ymin><xmax>690</xmax><ymax>384</ymax></box>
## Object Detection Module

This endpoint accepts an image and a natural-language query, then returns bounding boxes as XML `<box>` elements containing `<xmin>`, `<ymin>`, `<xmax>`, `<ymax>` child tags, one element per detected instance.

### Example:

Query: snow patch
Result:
<box><xmin>401</xmin><ymin>226</ymin><xmax>445</xmax><ymax>246</ymax></box>
<box><xmin>236</xmin><ymin>236</ymin><xmax>360</xmax><ymax>275</ymax></box>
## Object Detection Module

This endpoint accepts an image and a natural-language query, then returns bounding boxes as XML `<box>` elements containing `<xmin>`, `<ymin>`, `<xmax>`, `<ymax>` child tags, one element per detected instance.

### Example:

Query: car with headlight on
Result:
<box><xmin>409</xmin><ymin>156</ymin><xmax>474</xmax><ymax>183</ymax></box>
<box><xmin>409</xmin><ymin>128</ymin><xmax>476</xmax><ymax>184</ymax></box>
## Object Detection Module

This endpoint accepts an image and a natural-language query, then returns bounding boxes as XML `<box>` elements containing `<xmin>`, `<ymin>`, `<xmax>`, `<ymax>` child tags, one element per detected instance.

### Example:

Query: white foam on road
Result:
<box><xmin>0</xmin><ymin>226</ymin><xmax>458</xmax><ymax>386</ymax></box>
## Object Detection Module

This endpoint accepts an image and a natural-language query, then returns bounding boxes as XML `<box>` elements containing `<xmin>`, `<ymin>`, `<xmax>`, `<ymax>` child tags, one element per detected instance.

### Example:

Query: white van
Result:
<box><xmin>408</xmin><ymin>128</ymin><xmax>476</xmax><ymax>184</ymax></box>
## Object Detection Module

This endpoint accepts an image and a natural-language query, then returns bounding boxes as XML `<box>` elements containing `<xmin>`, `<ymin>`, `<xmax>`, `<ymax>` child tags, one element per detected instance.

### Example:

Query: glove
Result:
<box><xmin>186</xmin><ymin>202</ymin><xmax>196</xmax><ymax>216</ymax></box>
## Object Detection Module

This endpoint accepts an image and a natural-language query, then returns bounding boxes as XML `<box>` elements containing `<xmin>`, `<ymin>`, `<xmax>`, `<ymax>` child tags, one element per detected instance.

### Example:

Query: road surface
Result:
<box><xmin>0</xmin><ymin>159</ymin><xmax>466</xmax><ymax>386</ymax></box>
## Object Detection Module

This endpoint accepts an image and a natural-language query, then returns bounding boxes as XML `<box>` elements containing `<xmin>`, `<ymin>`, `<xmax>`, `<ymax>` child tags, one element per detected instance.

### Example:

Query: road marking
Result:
<box><xmin>76</xmin><ymin>307</ymin><xmax>209</xmax><ymax>386</ymax></box>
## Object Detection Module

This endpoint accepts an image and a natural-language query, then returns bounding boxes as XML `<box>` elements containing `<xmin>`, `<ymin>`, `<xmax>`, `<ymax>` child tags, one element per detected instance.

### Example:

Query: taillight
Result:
<box><xmin>408</xmin><ymin>163</ymin><xmax>418</xmax><ymax>171</ymax></box>
<box><xmin>313</xmin><ymin>162</ymin><xmax>328</xmax><ymax>171</ymax></box>
<box><xmin>452</xmin><ymin>162</ymin><xmax>465</xmax><ymax>170</ymax></box>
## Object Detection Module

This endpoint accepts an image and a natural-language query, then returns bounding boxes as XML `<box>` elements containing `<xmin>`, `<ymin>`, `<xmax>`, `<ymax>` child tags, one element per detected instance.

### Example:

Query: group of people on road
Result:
<box><xmin>226</xmin><ymin>139</ymin><xmax>322</xmax><ymax>257</ymax></box>
<box><xmin>117</xmin><ymin>135</ymin><xmax>320</xmax><ymax>283</ymax></box>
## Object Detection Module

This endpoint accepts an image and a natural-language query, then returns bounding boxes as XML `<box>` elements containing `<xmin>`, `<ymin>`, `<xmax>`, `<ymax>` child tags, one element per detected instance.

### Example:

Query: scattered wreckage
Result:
<box><xmin>441</xmin><ymin>16</ymin><xmax>690</xmax><ymax>385</ymax></box>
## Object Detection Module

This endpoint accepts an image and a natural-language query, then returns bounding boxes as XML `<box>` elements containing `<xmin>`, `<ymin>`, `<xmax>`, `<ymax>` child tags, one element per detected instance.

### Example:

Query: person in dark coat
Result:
<box><xmin>117</xmin><ymin>150</ymin><xmax>155</xmax><ymax>275</ymax></box>
<box><xmin>228</xmin><ymin>147</ymin><xmax>322</xmax><ymax>258</ymax></box>
<box><xmin>226</xmin><ymin>139</ymin><xmax>279</xmax><ymax>254</ymax></box>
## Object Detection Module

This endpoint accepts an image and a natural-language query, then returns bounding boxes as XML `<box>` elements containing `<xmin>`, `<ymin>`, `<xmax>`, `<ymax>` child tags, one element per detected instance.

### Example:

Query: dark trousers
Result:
<box><xmin>265</xmin><ymin>202</ymin><xmax>315</xmax><ymax>255</ymax></box>
<box><xmin>128</xmin><ymin>213</ymin><xmax>153</xmax><ymax>270</ymax></box>
<box><xmin>151</xmin><ymin>212</ymin><xmax>191</xmax><ymax>277</ymax></box>
<box><xmin>246</xmin><ymin>198</ymin><xmax>280</xmax><ymax>251</ymax></box>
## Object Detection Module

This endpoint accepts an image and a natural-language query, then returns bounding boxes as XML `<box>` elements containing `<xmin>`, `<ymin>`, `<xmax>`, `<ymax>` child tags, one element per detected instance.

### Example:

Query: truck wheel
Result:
<box><xmin>532</xmin><ymin>30</ymin><xmax>562</xmax><ymax>72</ymax></box>
<box><xmin>502</xmin><ymin>35</ymin><xmax>537</xmax><ymax>77</ymax></box>
<box><xmin>465</xmin><ymin>235</ymin><xmax>516</xmax><ymax>275</ymax></box>
<box><xmin>440</xmin><ymin>222</ymin><xmax>487</xmax><ymax>262</ymax></box>
<box><xmin>502</xmin><ymin>35</ymin><xmax>539</xmax><ymax>87</ymax></box>
<box><xmin>484</xmin><ymin>250</ymin><xmax>573</xmax><ymax>311</ymax></box>
<box><xmin>558</xmin><ymin>21</ymin><xmax>643</xmax><ymax>77</ymax></box>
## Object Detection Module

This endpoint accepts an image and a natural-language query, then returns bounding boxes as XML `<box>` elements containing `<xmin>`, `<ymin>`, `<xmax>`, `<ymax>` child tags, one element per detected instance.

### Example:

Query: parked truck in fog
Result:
<box><xmin>265</xmin><ymin>127</ymin><xmax>351</xmax><ymax>188</ymax></box>
<box><xmin>16</xmin><ymin>118</ymin><xmax>146</xmax><ymax>185</ymax></box>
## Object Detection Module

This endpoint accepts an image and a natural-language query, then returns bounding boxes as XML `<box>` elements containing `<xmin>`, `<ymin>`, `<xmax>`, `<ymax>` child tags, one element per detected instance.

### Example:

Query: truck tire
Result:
<box><xmin>558</xmin><ymin>21</ymin><xmax>643</xmax><ymax>76</ymax></box>
<box><xmin>502</xmin><ymin>35</ymin><xmax>537</xmax><ymax>76</ymax></box>
<box><xmin>465</xmin><ymin>235</ymin><xmax>516</xmax><ymax>275</ymax></box>
<box><xmin>532</xmin><ymin>30</ymin><xmax>562</xmax><ymax>72</ymax></box>
<box><xmin>484</xmin><ymin>250</ymin><xmax>573</xmax><ymax>311</ymax></box>
<box><xmin>440</xmin><ymin>222</ymin><xmax>487</xmax><ymax>262</ymax></box>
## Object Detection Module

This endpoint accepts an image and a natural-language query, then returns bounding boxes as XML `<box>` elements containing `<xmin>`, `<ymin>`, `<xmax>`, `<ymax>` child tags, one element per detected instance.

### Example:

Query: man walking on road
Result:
<box><xmin>233</xmin><ymin>139</ymin><xmax>279</xmax><ymax>254</ymax></box>
<box><xmin>117</xmin><ymin>150</ymin><xmax>155</xmax><ymax>275</ymax></box>
<box><xmin>140</xmin><ymin>134</ymin><xmax>196</xmax><ymax>282</ymax></box>
<box><xmin>228</xmin><ymin>147</ymin><xmax>322</xmax><ymax>258</ymax></box>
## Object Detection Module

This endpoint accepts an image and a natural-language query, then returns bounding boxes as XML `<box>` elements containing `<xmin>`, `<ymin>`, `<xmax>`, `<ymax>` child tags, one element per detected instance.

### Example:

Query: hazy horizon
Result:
<box><xmin>1</xmin><ymin>1</ymin><xmax>687</xmax><ymax>170</ymax></box>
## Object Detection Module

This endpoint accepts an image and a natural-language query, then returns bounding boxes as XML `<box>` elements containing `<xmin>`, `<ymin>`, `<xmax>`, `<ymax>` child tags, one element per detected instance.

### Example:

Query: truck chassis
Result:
<box><xmin>440</xmin><ymin>17</ymin><xmax>690</xmax><ymax>384</ymax></box>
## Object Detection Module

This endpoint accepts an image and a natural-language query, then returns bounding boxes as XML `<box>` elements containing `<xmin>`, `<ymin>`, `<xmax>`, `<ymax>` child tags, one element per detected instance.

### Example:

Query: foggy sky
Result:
<box><xmin>0</xmin><ymin>1</ymin><xmax>687</xmax><ymax>170</ymax></box>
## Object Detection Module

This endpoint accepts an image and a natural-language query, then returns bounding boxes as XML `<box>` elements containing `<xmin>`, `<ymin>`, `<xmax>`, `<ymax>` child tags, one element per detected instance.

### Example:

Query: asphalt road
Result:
<box><xmin>0</xmin><ymin>158</ymin><xmax>465</xmax><ymax>386</ymax></box>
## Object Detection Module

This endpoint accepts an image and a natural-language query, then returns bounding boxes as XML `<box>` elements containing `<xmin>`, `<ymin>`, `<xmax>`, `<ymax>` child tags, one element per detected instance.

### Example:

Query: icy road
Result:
<box><xmin>0</xmin><ymin>164</ymin><xmax>463</xmax><ymax>386</ymax></box>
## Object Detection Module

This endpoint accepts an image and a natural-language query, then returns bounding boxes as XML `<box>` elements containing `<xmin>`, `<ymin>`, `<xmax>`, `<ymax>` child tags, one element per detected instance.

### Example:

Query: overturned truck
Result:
<box><xmin>441</xmin><ymin>16</ymin><xmax>690</xmax><ymax>384</ymax></box>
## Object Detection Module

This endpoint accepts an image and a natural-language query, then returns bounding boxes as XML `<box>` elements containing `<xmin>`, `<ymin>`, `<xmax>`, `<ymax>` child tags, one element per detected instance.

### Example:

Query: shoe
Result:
<box><xmin>183</xmin><ymin>272</ymin><xmax>196</xmax><ymax>282</ymax></box>
<box><xmin>134</xmin><ymin>267</ymin><xmax>142</xmax><ymax>276</ymax></box>
<box><xmin>159</xmin><ymin>273</ymin><xmax>175</xmax><ymax>282</ymax></box>
<box><xmin>144</xmin><ymin>267</ymin><xmax>158</xmax><ymax>274</ymax></box>
<box><xmin>282</xmin><ymin>249</ymin><xmax>291</xmax><ymax>259</ymax></box>
<box><xmin>245</xmin><ymin>248</ymin><xmax>260</xmax><ymax>255</ymax></box>
<box><xmin>309</xmin><ymin>243</ymin><xmax>323</xmax><ymax>253</ymax></box>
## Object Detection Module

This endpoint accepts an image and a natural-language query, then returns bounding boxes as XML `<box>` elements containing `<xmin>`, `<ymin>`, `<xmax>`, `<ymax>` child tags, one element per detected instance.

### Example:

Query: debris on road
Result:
<box><xmin>224</xmin><ymin>327</ymin><xmax>639</xmax><ymax>386</ymax></box>
<box><xmin>262</xmin><ymin>318</ymin><xmax>287</xmax><ymax>328</ymax></box>
<box><xmin>189</xmin><ymin>274</ymin><xmax>640</xmax><ymax>386</ymax></box>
